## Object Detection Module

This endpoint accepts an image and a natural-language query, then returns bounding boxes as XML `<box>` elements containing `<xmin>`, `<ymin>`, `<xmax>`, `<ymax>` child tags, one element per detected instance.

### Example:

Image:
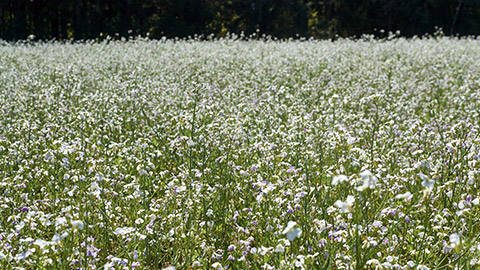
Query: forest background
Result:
<box><xmin>1</xmin><ymin>0</ymin><xmax>479</xmax><ymax>41</ymax></box>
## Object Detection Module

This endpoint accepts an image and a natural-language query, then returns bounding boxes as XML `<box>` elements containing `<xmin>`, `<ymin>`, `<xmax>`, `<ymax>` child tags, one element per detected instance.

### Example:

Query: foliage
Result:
<box><xmin>1</xmin><ymin>0</ymin><xmax>480</xmax><ymax>40</ymax></box>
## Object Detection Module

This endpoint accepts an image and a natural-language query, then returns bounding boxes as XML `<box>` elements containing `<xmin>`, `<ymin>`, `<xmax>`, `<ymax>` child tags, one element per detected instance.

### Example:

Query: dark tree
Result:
<box><xmin>0</xmin><ymin>0</ymin><xmax>479</xmax><ymax>41</ymax></box>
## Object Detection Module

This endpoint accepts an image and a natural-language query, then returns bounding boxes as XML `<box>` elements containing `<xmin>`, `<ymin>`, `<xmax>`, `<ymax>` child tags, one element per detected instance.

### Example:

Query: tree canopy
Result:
<box><xmin>1</xmin><ymin>0</ymin><xmax>479</xmax><ymax>41</ymax></box>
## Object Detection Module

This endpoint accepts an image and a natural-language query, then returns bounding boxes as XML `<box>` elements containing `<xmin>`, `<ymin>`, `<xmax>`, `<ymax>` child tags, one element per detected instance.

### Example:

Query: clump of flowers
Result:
<box><xmin>0</xmin><ymin>36</ymin><xmax>479</xmax><ymax>269</ymax></box>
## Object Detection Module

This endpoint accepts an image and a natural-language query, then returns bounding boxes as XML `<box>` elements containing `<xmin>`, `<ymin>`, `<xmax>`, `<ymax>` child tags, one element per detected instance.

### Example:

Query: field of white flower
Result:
<box><xmin>1</xmin><ymin>36</ymin><xmax>480</xmax><ymax>269</ymax></box>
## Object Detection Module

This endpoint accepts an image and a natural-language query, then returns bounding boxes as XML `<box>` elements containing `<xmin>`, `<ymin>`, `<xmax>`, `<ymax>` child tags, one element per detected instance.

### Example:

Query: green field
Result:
<box><xmin>1</xmin><ymin>37</ymin><xmax>480</xmax><ymax>269</ymax></box>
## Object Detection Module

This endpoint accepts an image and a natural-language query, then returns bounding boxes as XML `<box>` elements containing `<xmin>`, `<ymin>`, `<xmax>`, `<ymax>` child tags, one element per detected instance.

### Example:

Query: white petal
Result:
<box><xmin>332</xmin><ymin>175</ymin><xmax>348</xmax><ymax>185</ymax></box>
<box><xmin>282</xmin><ymin>221</ymin><xmax>297</xmax><ymax>234</ymax></box>
<box><xmin>346</xmin><ymin>195</ymin><xmax>355</xmax><ymax>205</ymax></box>
<box><xmin>286</xmin><ymin>227</ymin><xmax>302</xmax><ymax>241</ymax></box>
<box><xmin>71</xmin><ymin>220</ymin><xmax>84</xmax><ymax>230</ymax></box>
<box><xmin>359</xmin><ymin>170</ymin><xmax>372</xmax><ymax>178</ymax></box>
<box><xmin>473</xmin><ymin>198</ymin><xmax>479</xmax><ymax>205</ymax></box>
<box><xmin>450</xmin><ymin>233</ymin><xmax>460</xmax><ymax>247</ymax></box>
<box><xmin>418</xmin><ymin>172</ymin><xmax>428</xmax><ymax>181</ymax></box>
<box><xmin>34</xmin><ymin>239</ymin><xmax>52</xmax><ymax>249</ymax></box>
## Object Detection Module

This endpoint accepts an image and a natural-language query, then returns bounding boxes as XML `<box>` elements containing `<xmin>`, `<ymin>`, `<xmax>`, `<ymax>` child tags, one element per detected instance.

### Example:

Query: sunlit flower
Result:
<box><xmin>187</xmin><ymin>139</ymin><xmax>196</xmax><ymax>147</ymax></box>
<box><xmin>395</xmin><ymin>191</ymin><xmax>413</xmax><ymax>201</ymax></box>
<box><xmin>51</xmin><ymin>232</ymin><xmax>68</xmax><ymax>244</ymax></box>
<box><xmin>14</xmin><ymin>249</ymin><xmax>35</xmax><ymax>261</ymax></box>
<box><xmin>449</xmin><ymin>233</ymin><xmax>460</xmax><ymax>248</ymax></box>
<box><xmin>34</xmin><ymin>239</ymin><xmax>53</xmax><ymax>250</ymax></box>
<box><xmin>334</xmin><ymin>195</ymin><xmax>355</xmax><ymax>213</ymax></box>
<box><xmin>421</xmin><ymin>176</ymin><xmax>435</xmax><ymax>192</ymax></box>
<box><xmin>356</xmin><ymin>170</ymin><xmax>377</xmax><ymax>191</ymax></box>
<box><xmin>71</xmin><ymin>220</ymin><xmax>84</xmax><ymax>230</ymax></box>
<box><xmin>406</xmin><ymin>261</ymin><xmax>415</xmax><ymax>268</ymax></box>
<box><xmin>332</xmin><ymin>175</ymin><xmax>348</xmax><ymax>185</ymax></box>
<box><xmin>295</xmin><ymin>255</ymin><xmax>305</xmax><ymax>269</ymax></box>
<box><xmin>211</xmin><ymin>262</ymin><xmax>223</xmax><ymax>270</ymax></box>
<box><xmin>114</xmin><ymin>227</ymin><xmax>136</xmax><ymax>235</ymax></box>
<box><xmin>282</xmin><ymin>221</ymin><xmax>302</xmax><ymax>241</ymax></box>
<box><xmin>473</xmin><ymin>198</ymin><xmax>479</xmax><ymax>205</ymax></box>
<box><xmin>259</xmin><ymin>246</ymin><xmax>273</xmax><ymax>256</ymax></box>
<box><xmin>263</xmin><ymin>263</ymin><xmax>275</xmax><ymax>270</ymax></box>
<box><xmin>366</xmin><ymin>259</ymin><xmax>381</xmax><ymax>268</ymax></box>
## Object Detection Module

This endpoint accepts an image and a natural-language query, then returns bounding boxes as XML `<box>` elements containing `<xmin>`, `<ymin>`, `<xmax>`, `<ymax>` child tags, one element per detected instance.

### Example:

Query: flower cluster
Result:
<box><xmin>0</xmin><ymin>36</ymin><xmax>479</xmax><ymax>269</ymax></box>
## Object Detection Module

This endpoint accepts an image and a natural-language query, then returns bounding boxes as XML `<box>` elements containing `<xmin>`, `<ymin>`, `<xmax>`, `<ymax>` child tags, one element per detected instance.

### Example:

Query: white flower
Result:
<box><xmin>332</xmin><ymin>175</ymin><xmax>348</xmax><ymax>185</ymax></box>
<box><xmin>55</xmin><ymin>217</ymin><xmax>68</xmax><ymax>227</ymax></box>
<box><xmin>382</xmin><ymin>262</ymin><xmax>392</xmax><ymax>268</ymax></box>
<box><xmin>359</xmin><ymin>170</ymin><xmax>376</xmax><ymax>180</ymax></box>
<box><xmin>15</xmin><ymin>221</ymin><xmax>25</xmax><ymax>231</ymax></box>
<box><xmin>14</xmin><ymin>249</ymin><xmax>35</xmax><ymax>261</ymax></box>
<box><xmin>417</xmin><ymin>172</ymin><xmax>428</xmax><ymax>181</ymax></box>
<box><xmin>51</xmin><ymin>232</ymin><xmax>68</xmax><ymax>244</ymax></box>
<box><xmin>419</xmin><ymin>173</ymin><xmax>434</xmax><ymax>192</ymax></box>
<box><xmin>20</xmin><ymin>237</ymin><xmax>34</xmax><ymax>243</ymax></box>
<box><xmin>366</xmin><ymin>259</ymin><xmax>381</xmax><ymax>269</ymax></box>
<box><xmin>259</xmin><ymin>246</ymin><xmax>273</xmax><ymax>256</ymax></box>
<box><xmin>421</xmin><ymin>178</ymin><xmax>435</xmax><ymax>191</ymax></box>
<box><xmin>282</xmin><ymin>221</ymin><xmax>302</xmax><ymax>241</ymax></box>
<box><xmin>71</xmin><ymin>220</ymin><xmax>84</xmax><ymax>230</ymax></box>
<box><xmin>211</xmin><ymin>262</ymin><xmax>223</xmax><ymax>270</ymax></box>
<box><xmin>114</xmin><ymin>227</ymin><xmax>136</xmax><ymax>235</ymax></box>
<box><xmin>334</xmin><ymin>195</ymin><xmax>355</xmax><ymax>213</ymax></box>
<box><xmin>34</xmin><ymin>239</ymin><xmax>53</xmax><ymax>250</ymax></box>
<box><xmin>366</xmin><ymin>259</ymin><xmax>381</xmax><ymax>267</ymax></box>
<box><xmin>90</xmin><ymin>182</ymin><xmax>102</xmax><ymax>197</ymax></box>
<box><xmin>161</xmin><ymin>267</ymin><xmax>176</xmax><ymax>270</ymax></box>
<box><xmin>295</xmin><ymin>255</ymin><xmax>305</xmax><ymax>269</ymax></box>
<box><xmin>263</xmin><ymin>263</ymin><xmax>275</xmax><ymax>270</ymax></box>
<box><xmin>472</xmin><ymin>198</ymin><xmax>479</xmax><ymax>205</ymax></box>
<box><xmin>395</xmin><ymin>191</ymin><xmax>413</xmax><ymax>201</ymax></box>
<box><xmin>357</xmin><ymin>170</ymin><xmax>377</xmax><ymax>191</ymax></box>
<box><xmin>347</xmin><ymin>136</ymin><xmax>356</xmax><ymax>144</ymax></box>
<box><xmin>449</xmin><ymin>233</ymin><xmax>460</xmax><ymax>248</ymax></box>
<box><xmin>111</xmin><ymin>257</ymin><xmax>128</xmax><ymax>266</ymax></box>
<box><xmin>275</xmin><ymin>243</ymin><xmax>285</xmax><ymax>252</ymax></box>
<box><xmin>192</xmin><ymin>261</ymin><xmax>202</xmax><ymax>268</ymax></box>
<box><xmin>261</xmin><ymin>183</ymin><xmax>276</xmax><ymax>194</ymax></box>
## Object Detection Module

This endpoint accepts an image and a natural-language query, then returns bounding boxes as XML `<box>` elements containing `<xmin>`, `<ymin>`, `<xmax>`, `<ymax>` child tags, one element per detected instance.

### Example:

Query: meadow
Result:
<box><xmin>0</xmin><ymin>36</ymin><xmax>480</xmax><ymax>269</ymax></box>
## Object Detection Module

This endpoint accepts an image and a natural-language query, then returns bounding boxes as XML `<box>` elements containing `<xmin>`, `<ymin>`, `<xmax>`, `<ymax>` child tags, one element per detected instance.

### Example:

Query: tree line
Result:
<box><xmin>1</xmin><ymin>0</ymin><xmax>479</xmax><ymax>41</ymax></box>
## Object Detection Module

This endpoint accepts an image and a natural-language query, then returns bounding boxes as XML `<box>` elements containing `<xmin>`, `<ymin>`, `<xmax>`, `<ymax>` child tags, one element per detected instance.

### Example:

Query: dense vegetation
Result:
<box><xmin>1</xmin><ymin>37</ymin><xmax>480</xmax><ymax>269</ymax></box>
<box><xmin>1</xmin><ymin>0</ymin><xmax>480</xmax><ymax>41</ymax></box>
